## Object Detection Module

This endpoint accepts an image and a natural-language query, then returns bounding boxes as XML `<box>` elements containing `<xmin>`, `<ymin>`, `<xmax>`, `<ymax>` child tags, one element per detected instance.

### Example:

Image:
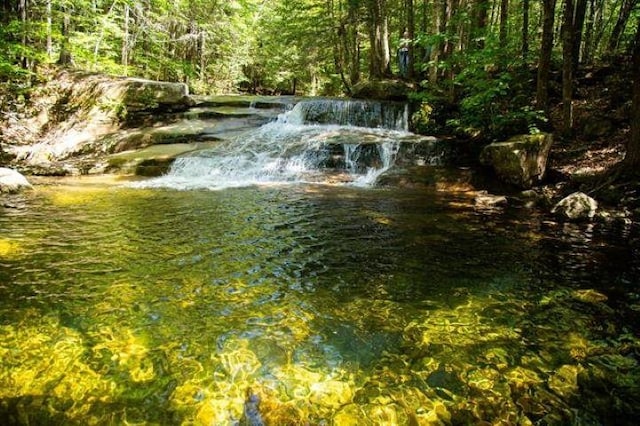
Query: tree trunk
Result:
<box><xmin>582</xmin><ymin>0</ymin><xmax>601</xmax><ymax>64</ymax></box>
<box><xmin>199</xmin><ymin>30</ymin><xmax>206</xmax><ymax>81</ymax></box>
<box><xmin>591</xmin><ymin>0</ymin><xmax>607</xmax><ymax>56</ymax></box>
<box><xmin>562</xmin><ymin>0</ymin><xmax>575</xmax><ymax>136</ymax></box>
<box><xmin>536</xmin><ymin>0</ymin><xmax>557</xmax><ymax>113</ymax></box>
<box><xmin>122</xmin><ymin>3</ymin><xmax>129</xmax><ymax>73</ymax></box>
<box><xmin>473</xmin><ymin>0</ymin><xmax>489</xmax><ymax>50</ymax></box>
<box><xmin>368</xmin><ymin>0</ymin><xmax>391</xmax><ymax>79</ymax></box>
<box><xmin>572</xmin><ymin>0</ymin><xmax>587</xmax><ymax>71</ymax></box>
<box><xmin>443</xmin><ymin>0</ymin><xmax>457</xmax><ymax>60</ymax></box>
<box><xmin>608</xmin><ymin>0</ymin><xmax>637</xmax><ymax>52</ymax></box>
<box><xmin>58</xmin><ymin>6</ymin><xmax>73</xmax><ymax>66</ymax></box>
<box><xmin>406</xmin><ymin>0</ymin><xmax>415</xmax><ymax>79</ymax></box>
<box><xmin>347</xmin><ymin>1</ymin><xmax>361</xmax><ymax>86</ymax></box>
<box><xmin>522</xmin><ymin>0</ymin><xmax>529</xmax><ymax>59</ymax></box>
<box><xmin>625</xmin><ymin>18</ymin><xmax>640</xmax><ymax>167</ymax></box>
<box><xmin>1</xmin><ymin>0</ymin><xmax>13</xmax><ymax>24</ymax></box>
<box><xmin>429</xmin><ymin>0</ymin><xmax>447</xmax><ymax>83</ymax></box>
<box><xmin>499</xmin><ymin>0</ymin><xmax>508</xmax><ymax>48</ymax></box>
<box><xmin>46</xmin><ymin>0</ymin><xmax>52</xmax><ymax>60</ymax></box>
<box><xmin>18</xmin><ymin>0</ymin><xmax>28</xmax><ymax>69</ymax></box>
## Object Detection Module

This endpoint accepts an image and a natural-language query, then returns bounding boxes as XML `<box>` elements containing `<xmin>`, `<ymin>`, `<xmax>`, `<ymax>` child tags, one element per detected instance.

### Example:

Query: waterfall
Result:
<box><xmin>133</xmin><ymin>98</ymin><xmax>437</xmax><ymax>191</ymax></box>
<box><xmin>284</xmin><ymin>99</ymin><xmax>408</xmax><ymax>131</ymax></box>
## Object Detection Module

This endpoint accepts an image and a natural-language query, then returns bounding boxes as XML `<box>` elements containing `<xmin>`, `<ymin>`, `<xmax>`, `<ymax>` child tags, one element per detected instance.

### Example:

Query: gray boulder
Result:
<box><xmin>480</xmin><ymin>133</ymin><xmax>553</xmax><ymax>188</ymax></box>
<box><xmin>0</xmin><ymin>168</ymin><xmax>32</xmax><ymax>193</ymax></box>
<box><xmin>551</xmin><ymin>192</ymin><xmax>598</xmax><ymax>221</ymax></box>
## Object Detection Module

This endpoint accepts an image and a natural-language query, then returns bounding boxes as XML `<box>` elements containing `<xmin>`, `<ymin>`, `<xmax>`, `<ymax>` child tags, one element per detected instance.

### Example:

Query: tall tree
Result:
<box><xmin>626</xmin><ymin>18</ymin><xmax>640</xmax><ymax>168</ymax></box>
<box><xmin>572</xmin><ymin>0</ymin><xmax>587</xmax><ymax>71</ymax></box>
<box><xmin>18</xmin><ymin>0</ymin><xmax>28</xmax><ymax>69</ymax></box>
<box><xmin>474</xmin><ymin>0</ymin><xmax>489</xmax><ymax>50</ymax></box>
<box><xmin>582</xmin><ymin>0</ymin><xmax>602</xmax><ymax>64</ymax></box>
<box><xmin>522</xmin><ymin>0</ymin><xmax>529</xmax><ymax>59</ymax></box>
<box><xmin>536</xmin><ymin>0</ymin><xmax>557</xmax><ymax>114</ymax></box>
<box><xmin>367</xmin><ymin>0</ymin><xmax>391</xmax><ymax>78</ymax></box>
<box><xmin>562</xmin><ymin>0</ymin><xmax>575</xmax><ymax>135</ymax></box>
<box><xmin>608</xmin><ymin>0</ymin><xmax>638</xmax><ymax>52</ymax></box>
<box><xmin>499</xmin><ymin>0</ymin><xmax>509</xmax><ymax>48</ymax></box>
<box><xmin>429</xmin><ymin>0</ymin><xmax>447</xmax><ymax>83</ymax></box>
<box><xmin>46</xmin><ymin>0</ymin><xmax>52</xmax><ymax>59</ymax></box>
<box><xmin>406</xmin><ymin>0</ymin><xmax>415</xmax><ymax>79</ymax></box>
<box><xmin>58</xmin><ymin>3</ymin><xmax>73</xmax><ymax>66</ymax></box>
<box><xmin>122</xmin><ymin>2</ymin><xmax>130</xmax><ymax>73</ymax></box>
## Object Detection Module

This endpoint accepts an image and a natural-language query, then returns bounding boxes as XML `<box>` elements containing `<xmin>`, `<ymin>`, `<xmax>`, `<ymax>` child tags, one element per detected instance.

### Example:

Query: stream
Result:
<box><xmin>1</xmin><ymin>97</ymin><xmax>639</xmax><ymax>425</ymax></box>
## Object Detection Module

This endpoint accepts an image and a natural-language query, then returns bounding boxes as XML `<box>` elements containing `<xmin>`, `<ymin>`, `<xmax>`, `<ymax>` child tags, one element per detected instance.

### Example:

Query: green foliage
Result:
<box><xmin>409</xmin><ymin>90</ymin><xmax>458</xmax><ymax>136</ymax></box>
<box><xmin>449</xmin><ymin>51</ymin><xmax>547</xmax><ymax>140</ymax></box>
<box><xmin>0</xmin><ymin>0</ymin><xmax>636</xmax><ymax>98</ymax></box>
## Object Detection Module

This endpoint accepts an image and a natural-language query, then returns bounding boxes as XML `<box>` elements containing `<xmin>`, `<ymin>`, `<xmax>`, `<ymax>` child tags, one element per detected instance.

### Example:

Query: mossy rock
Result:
<box><xmin>479</xmin><ymin>133</ymin><xmax>553</xmax><ymax>188</ymax></box>
<box><xmin>351</xmin><ymin>80</ymin><xmax>411</xmax><ymax>101</ymax></box>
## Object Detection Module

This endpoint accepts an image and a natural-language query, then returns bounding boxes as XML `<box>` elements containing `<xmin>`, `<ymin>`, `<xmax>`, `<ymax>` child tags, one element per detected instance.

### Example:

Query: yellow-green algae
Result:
<box><xmin>1</xmin><ymin>286</ymin><xmax>639</xmax><ymax>424</ymax></box>
<box><xmin>0</xmin><ymin>238</ymin><xmax>22</xmax><ymax>259</ymax></box>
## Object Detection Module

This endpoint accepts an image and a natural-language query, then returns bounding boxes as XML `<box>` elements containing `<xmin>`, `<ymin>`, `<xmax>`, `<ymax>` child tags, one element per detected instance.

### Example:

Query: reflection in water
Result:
<box><xmin>0</xmin><ymin>180</ymin><xmax>639</xmax><ymax>424</ymax></box>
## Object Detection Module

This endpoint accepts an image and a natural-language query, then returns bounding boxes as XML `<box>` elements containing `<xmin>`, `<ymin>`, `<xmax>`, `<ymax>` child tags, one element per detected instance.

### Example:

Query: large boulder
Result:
<box><xmin>0</xmin><ymin>168</ymin><xmax>32</xmax><ymax>193</ymax></box>
<box><xmin>479</xmin><ymin>133</ymin><xmax>553</xmax><ymax>188</ymax></box>
<box><xmin>121</xmin><ymin>77</ymin><xmax>192</xmax><ymax>113</ymax></box>
<box><xmin>551</xmin><ymin>192</ymin><xmax>598</xmax><ymax>221</ymax></box>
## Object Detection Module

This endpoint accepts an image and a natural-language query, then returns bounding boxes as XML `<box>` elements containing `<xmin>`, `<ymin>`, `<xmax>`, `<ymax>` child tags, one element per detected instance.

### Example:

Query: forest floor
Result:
<box><xmin>541</xmin><ymin>63</ymin><xmax>639</xmax><ymax>218</ymax></box>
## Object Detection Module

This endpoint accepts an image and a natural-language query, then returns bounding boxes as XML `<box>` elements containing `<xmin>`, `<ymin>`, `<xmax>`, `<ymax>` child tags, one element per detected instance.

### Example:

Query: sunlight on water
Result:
<box><xmin>1</xmin><ymin>179</ymin><xmax>639</xmax><ymax>424</ymax></box>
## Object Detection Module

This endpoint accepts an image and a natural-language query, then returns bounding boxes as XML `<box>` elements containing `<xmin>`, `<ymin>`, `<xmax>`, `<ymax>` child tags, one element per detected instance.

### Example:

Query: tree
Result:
<box><xmin>562</xmin><ymin>0</ymin><xmax>575</xmax><ymax>136</ymax></box>
<box><xmin>367</xmin><ymin>0</ymin><xmax>391</xmax><ymax>78</ymax></box>
<box><xmin>521</xmin><ymin>0</ymin><xmax>529</xmax><ymax>59</ymax></box>
<box><xmin>608</xmin><ymin>0</ymin><xmax>638</xmax><ymax>52</ymax></box>
<box><xmin>626</xmin><ymin>18</ymin><xmax>640</xmax><ymax>168</ymax></box>
<box><xmin>572</xmin><ymin>0</ymin><xmax>587</xmax><ymax>70</ymax></box>
<box><xmin>58</xmin><ymin>3</ymin><xmax>73</xmax><ymax>66</ymax></box>
<box><xmin>536</xmin><ymin>0</ymin><xmax>557</xmax><ymax>114</ymax></box>
<box><xmin>406</xmin><ymin>0</ymin><xmax>415</xmax><ymax>79</ymax></box>
<box><xmin>499</xmin><ymin>0</ymin><xmax>509</xmax><ymax>48</ymax></box>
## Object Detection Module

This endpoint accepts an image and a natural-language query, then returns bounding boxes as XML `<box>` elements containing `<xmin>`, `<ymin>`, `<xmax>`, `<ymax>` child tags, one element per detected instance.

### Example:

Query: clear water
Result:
<box><xmin>1</xmin><ymin>178</ymin><xmax>639</xmax><ymax>425</ymax></box>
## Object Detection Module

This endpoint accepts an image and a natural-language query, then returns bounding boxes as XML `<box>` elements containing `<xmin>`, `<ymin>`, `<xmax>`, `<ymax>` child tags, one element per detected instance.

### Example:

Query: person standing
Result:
<box><xmin>398</xmin><ymin>31</ymin><xmax>411</xmax><ymax>78</ymax></box>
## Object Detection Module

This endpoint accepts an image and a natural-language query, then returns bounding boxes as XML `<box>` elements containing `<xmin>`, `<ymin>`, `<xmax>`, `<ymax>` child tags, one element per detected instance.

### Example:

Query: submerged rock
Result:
<box><xmin>474</xmin><ymin>191</ymin><xmax>508</xmax><ymax>210</ymax></box>
<box><xmin>551</xmin><ymin>192</ymin><xmax>598</xmax><ymax>221</ymax></box>
<box><xmin>0</xmin><ymin>168</ymin><xmax>32</xmax><ymax>193</ymax></box>
<box><xmin>479</xmin><ymin>133</ymin><xmax>553</xmax><ymax>188</ymax></box>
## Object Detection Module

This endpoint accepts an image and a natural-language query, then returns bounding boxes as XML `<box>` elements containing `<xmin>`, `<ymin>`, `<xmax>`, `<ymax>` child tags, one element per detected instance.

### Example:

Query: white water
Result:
<box><xmin>133</xmin><ymin>100</ymin><xmax>417</xmax><ymax>191</ymax></box>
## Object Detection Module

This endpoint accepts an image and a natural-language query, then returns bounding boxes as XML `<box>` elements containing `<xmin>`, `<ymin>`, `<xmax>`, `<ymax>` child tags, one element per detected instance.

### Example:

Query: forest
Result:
<box><xmin>1</xmin><ymin>0</ymin><xmax>640</xmax><ymax>177</ymax></box>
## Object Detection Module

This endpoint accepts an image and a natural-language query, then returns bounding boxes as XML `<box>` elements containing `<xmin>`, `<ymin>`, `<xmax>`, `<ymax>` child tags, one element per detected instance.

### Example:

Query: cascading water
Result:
<box><xmin>133</xmin><ymin>99</ymin><xmax>427</xmax><ymax>190</ymax></box>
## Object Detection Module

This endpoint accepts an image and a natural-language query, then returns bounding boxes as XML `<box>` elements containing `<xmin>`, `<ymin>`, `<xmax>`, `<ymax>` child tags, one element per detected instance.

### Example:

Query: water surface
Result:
<box><xmin>1</xmin><ymin>178</ymin><xmax>639</xmax><ymax>424</ymax></box>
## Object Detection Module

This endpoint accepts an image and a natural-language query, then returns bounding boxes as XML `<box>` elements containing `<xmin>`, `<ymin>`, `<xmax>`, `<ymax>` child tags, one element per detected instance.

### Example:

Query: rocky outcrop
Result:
<box><xmin>551</xmin><ymin>192</ymin><xmax>598</xmax><ymax>221</ymax></box>
<box><xmin>7</xmin><ymin>71</ymin><xmax>193</xmax><ymax>170</ymax></box>
<box><xmin>0</xmin><ymin>167</ymin><xmax>32</xmax><ymax>193</ymax></box>
<box><xmin>479</xmin><ymin>133</ymin><xmax>553</xmax><ymax>188</ymax></box>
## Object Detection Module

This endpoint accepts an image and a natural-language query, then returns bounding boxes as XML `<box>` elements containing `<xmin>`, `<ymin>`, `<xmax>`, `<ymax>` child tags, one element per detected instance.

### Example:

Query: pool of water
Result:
<box><xmin>1</xmin><ymin>177</ymin><xmax>639</xmax><ymax>424</ymax></box>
